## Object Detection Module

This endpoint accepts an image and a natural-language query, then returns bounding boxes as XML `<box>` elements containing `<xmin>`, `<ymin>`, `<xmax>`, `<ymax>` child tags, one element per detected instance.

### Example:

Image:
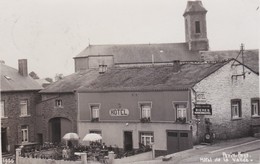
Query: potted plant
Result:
<box><xmin>91</xmin><ymin>118</ymin><xmax>99</xmax><ymax>122</ymax></box>
<box><xmin>140</xmin><ymin>117</ymin><xmax>150</xmax><ymax>123</ymax></box>
<box><xmin>176</xmin><ymin>117</ymin><xmax>186</xmax><ymax>124</ymax></box>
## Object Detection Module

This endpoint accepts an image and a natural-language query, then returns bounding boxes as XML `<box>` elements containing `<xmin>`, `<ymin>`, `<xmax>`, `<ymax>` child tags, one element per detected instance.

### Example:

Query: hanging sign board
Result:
<box><xmin>193</xmin><ymin>104</ymin><xmax>212</xmax><ymax>115</ymax></box>
<box><xmin>109</xmin><ymin>108</ymin><xmax>129</xmax><ymax>116</ymax></box>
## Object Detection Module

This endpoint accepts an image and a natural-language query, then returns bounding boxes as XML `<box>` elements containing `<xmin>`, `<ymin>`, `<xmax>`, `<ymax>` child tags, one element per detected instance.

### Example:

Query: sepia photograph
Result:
<box><xmin>0</xmin><ymin>0</ymin><xmax>259</xmax><ymax>163</ymax></box>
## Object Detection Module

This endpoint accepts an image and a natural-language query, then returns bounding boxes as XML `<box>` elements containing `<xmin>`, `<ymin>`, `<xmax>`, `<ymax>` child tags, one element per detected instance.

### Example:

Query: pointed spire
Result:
<box><xmin>183</xmin><ymin>1</ymin><xmax>207</xmax><ymax>16</ymax></box>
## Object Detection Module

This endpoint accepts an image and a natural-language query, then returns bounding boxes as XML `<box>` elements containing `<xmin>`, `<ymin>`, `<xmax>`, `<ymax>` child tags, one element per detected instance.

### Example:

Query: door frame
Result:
<box><xmin>123</xmin><ymin>130</ymin><xmax>133</xmax><ymax>151</ymax></box>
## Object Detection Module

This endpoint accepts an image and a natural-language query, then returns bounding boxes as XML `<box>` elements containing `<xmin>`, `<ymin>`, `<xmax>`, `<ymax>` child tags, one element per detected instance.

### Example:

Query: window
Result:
<box><xmin>55</xmin><ymin>99</ymin><xmax>63</xmax><ymax>107</ymax></box>
<box><xmin>174</xmin><ymin>102</ymin><xmax>187</xmax><ymax>123</ymax></box>
<box><xmin>20</xmin><ymin>100</ymin><xmax>28</xmax><ymax>116</ymax></box>
<box><xmin>1</xmin><ymin>100</ymin><xmax>6</xmax><ymax>118</ymax></box>
<box><xmin>251</xmin><ymin>98</ymin><xmax>260</xmax><ymax>117</ymax></box>
<box><xmin>21</xmin><ymin>125</ymin><xmax>29</xmax><ymax>143</ymax></box>
<box><xmin>90</xmin><ymin>104</ymin><xmax>100</xmax><ymax>122</ymax></box>
<box><xmin>195</xmin><ymin>21</ymin><xmax>201</xmax><ymax>33</ymax></box>
<box><xmin>140</xmin><ymin>132</ymin><xmax>154</xmax><ymax>147</ymax></box>
<box><xmin>139</xmin><ymin>102</ymin><xmax>152</xmax><ymax>122</ymax></box>
<box><xmin>231</xmin><ymin>99</ymin><xmax>242</xmax><ymax>119</ymax></box>
<box><xmin>180</xmin><ymin>133</ymin><xmax>188</xmax><ymax>137</ymax></box>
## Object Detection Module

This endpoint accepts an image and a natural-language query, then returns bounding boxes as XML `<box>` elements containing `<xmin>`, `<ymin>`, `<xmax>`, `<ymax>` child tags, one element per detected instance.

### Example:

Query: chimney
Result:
<box><xmin>173</xmin><ymin>60</ymin><xmax>181</xmax><ymax>73</ymax></box>
<box><xmin>18</xmin><ymin>59</ymin><xmax>28</xmax><ymax>76</ymax></box>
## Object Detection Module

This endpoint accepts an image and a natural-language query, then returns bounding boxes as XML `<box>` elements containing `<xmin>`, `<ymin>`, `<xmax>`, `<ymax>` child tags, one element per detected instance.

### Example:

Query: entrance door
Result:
<box><xmin>49</xmin><ymin>117</ymin><xmax>72</xmax><ymax>144</ymax></box>
<box><xmin>37</xmin><ymin>133</ymin><xmax>43</xmax><ymax>145</ymax></box>
<box><xmin>51</xmin><ymin>118</ymin><xmax>61</xmax><ymax>143</ymax></box>
<box><xmin>1</xmin><ymin>128</ymin><xmax>7</xmax><ymax>153</ymax></box>
<box><xmin>167</xmin><ymin>131</ymin><xmax>192</xmax><ymax>154</ymax></box>
<box><xmin>124</xmin><ymin>131</ymin><xmax>133</xmax><ymax>151</ymax></box>
<box><xmin>167</xmin><ymin>132</ymin><xmax>178</xmax><ymax>154</ymax></box>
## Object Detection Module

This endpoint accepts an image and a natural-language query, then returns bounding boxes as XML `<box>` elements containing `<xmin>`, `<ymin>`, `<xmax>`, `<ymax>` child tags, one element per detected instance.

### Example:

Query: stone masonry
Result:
<box><xmin>1</xmin><ymin>91</ymin><xmax>40</xmax><ymax>153</ymax></box>
<box><xmin>192</xmin><ymin>61</ymin><xmax>260</xmax><ymax>140</ymax></box>
<box><xmin>35</xmin><ymin>93</ymin><xmax>78</xmax><ymax>143</ymax></box>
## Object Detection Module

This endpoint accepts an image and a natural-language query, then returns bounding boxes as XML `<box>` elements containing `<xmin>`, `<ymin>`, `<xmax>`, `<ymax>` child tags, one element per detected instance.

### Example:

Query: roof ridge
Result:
<box><xmin>87</xmin><ymin>42</ymin><xmax>187</xmax><ymax>47</ymax></box>
<box><xmin>200</xmin><ymin>49</ymin><xmax>259</xmax><ymax>53</ymax></box>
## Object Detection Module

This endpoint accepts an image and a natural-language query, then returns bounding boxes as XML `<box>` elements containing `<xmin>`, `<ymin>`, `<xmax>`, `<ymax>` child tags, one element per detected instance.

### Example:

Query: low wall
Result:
<box><xmin>16</xmin><ymin>148</ymin><xmax>87</xmax><ymax>164</ymax></box>
<box><xmin>18</xmin><ymin>157</ymin><xmax>82</xmax><ymax>164</ymax></box>
<box><xmin>113</xmin><ymin>151</ymin><xmax>152</xmax><ymax>164</ymax></box>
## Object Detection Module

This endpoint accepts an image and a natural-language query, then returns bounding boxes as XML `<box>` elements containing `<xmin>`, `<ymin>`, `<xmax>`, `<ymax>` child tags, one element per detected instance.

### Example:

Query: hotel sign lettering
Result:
<box><xmin>109</xmin><ymin>108</ymin><xmax>129</xmax><ymax>116</ymax></box>
<box><xmin>193</xmin><ymin>104</ymin><xmax>212</xmax><ymax>115</ymax></box>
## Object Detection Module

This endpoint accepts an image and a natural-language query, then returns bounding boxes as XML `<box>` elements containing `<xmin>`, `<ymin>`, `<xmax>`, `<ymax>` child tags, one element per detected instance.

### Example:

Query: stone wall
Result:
<box><xmin>1</xmin><ymin>91</ymin><xmax>40</xmax><ymax>153</ymax></box>
<box><xmin>192</xmin><ymin>61</ymin><xmax>260</xmax><ymax>140</ymax></box>
<box><xmin>35</xmin><ymin>93</ymin><xmax>78</xmax><ymax>143</ymax></box>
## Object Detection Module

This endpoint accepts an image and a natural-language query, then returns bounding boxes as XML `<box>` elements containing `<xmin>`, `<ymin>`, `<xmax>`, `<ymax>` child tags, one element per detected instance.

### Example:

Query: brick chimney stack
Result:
<box><xmin>18</xmin><ymin>59</ymin><xmax>28</xmax><ymax>76</ymax></box>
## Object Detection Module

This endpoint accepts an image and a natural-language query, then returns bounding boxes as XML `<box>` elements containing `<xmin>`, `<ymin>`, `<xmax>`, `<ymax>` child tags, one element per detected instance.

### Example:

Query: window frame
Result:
<box><xmin>195</xmin><ymin>21</ymin><xmax>201</xmax><ymax>34</ymax></box>
<box><xmin>89</xmin><ymin>103</ymin><xmax>101</xmax><ymax>122</ymax></box>
<box><xmin>21</xmin><ymin>125</ymin><xmax>29</xmax><ymax>143</ymax></box>
<box><xmin>139</xmin><ymin>131</ymin><xmax>154</xmax><ymax>147</ymax></box>
<box><xmin>251</xmin><ymin>98</ymin><xmax>260</xmax><ymax>117</ymax></box>
<box><xmin>231</xmin><ymin>99</ymin><xmax>242</xmax><ymax>120</ymax></box>
<box><xmin>173</xmin><ymin>101</ymin><xmax>188</xmax><ymax>123</ymax></box>
<box><xmin>138</xmin><ymin>101</ymin><xmax>152</xmax><ymax>122</ymax></box>
<box><xmin>55</xmin><ymin>99</ymin><xmax>63</xmax><ymax>108</ymax></box>
<box><xmin>20</xmin><ymin>100</ymin><xmax>29</xmax><ymax>117</ymax></box>
<box><xmin>1</xmin><ymin>100</ymin><xmax>7</xmax><ymax>118</ymax></box>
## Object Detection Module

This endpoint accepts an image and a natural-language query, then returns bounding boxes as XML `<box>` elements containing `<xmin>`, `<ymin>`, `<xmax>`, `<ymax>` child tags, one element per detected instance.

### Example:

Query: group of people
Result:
<box><xmin>62</xmin><ymin>146</ymin><xmax>72</xmax><ymax>159</ymax></box>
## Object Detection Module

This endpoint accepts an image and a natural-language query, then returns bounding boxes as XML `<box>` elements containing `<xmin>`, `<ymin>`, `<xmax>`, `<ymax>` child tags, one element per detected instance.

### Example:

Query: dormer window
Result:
<box><xmin>195</xmin><ymin>21</ymin><xmax>201</xmax><ymax>34</ymax></box>
<box><xmin>99</xmin><ymin>64</ymin><xmax>107</xmax><ymax>74</ymax></box>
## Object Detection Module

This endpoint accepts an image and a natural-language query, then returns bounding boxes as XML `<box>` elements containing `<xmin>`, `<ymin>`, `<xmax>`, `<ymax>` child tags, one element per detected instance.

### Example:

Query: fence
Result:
<box><xmin>16</xmin><ymin>148</ymin><xmax>87</xmax><ymax>164</ymax></box>
<box><xmin>2</xmin><ymin>158</ymin><xmax>15</xmax><ymax>164</ymax></box>
<box><xmin>15</xmin><ymin>146</ymin><xmax>154</xmax><ymax>164</ymax></box>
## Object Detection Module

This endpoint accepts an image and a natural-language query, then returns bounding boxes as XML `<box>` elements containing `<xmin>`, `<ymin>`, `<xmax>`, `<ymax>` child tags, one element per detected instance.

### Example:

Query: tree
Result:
<box><xmin>29</xmin><ymin>71</ymin><xmax>40</xmax><ymax>79</ymax></box>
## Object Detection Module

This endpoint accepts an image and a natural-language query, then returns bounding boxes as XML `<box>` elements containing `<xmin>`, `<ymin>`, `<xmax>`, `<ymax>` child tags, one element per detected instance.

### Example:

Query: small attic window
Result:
<box><xmin>4</xmin><ymin>75</ymin><xmax>11</xmax><ymax>80</ymax></box>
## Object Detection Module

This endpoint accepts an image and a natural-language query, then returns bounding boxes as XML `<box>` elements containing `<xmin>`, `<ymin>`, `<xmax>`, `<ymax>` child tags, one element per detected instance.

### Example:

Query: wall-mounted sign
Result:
<box><xmin>193</xmin><ymin>104</ymin><xmax>212</xmax><ymax>115</ymax></box>
<box><xmin>196</xmin><ymin>92</ymin><xmax>206</xmax><ymax>103</ymax></box>
<box><xmin>109</xmin><ymin>108</ymin><xmax>129</xmax><ymax>116</ymax></box>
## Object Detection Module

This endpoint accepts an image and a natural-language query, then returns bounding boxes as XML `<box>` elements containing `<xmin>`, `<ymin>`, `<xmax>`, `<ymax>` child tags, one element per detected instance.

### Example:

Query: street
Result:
<box><xmin>129</xmin><ymin>137</ymin><xmax>260</xmax><ymax>164</ymax></box>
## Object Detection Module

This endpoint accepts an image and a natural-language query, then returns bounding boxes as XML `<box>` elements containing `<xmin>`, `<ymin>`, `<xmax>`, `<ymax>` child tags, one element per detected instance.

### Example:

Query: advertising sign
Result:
<box><xmin>193</xmin><ymin>104</ymin><xmax>212</xmax><ymax>115</ymax></box>
<box><xmin>109</xmin><ymin>108</ymin><xmax>129</xmax><ymax>116</ymax></box>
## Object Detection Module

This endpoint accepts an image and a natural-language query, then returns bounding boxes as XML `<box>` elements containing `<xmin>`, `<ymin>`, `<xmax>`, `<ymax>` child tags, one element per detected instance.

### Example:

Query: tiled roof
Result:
<box><xmin>201</xmin><ymin>49</ymin><xmax>259</xmax><ymax>73</ymax></box>
<box><xmin>75</xmin><ymin>43</ymin><xmax>201</xmax><ymax>63</ymax></box>
<box><xmin>78</xmin><ymin>62</ymin><xmax>227</xmax><ymax>92</ymax></box>
<box><xmin>40</xmin><ymin>69</ymin><xmax>100</xmax><ymax>93</ymax></box>
<box><xmin>1</xmin><ymin>63</ymin><xmax>42</xmax><ymax>92</ymax></box>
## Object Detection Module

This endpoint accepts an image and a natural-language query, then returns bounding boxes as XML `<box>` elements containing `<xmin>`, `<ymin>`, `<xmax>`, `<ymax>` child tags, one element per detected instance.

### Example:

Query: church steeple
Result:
<box><xmin>183</xmin><ymin>1</ymin><xmax>209</xmax><ymax>51</ymax></box>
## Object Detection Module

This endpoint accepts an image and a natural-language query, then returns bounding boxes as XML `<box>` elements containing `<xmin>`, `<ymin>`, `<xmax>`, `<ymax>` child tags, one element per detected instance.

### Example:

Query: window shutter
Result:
<box><xmin>251</xmin><ymin>103</ymin><xmax>254</xmax><ymax>116</ymax></box>
<box><xmin>231</xmin><ymin>101</ymin><xmax>234</xmax><ymax>118</ymax></box>
<box><xmin>239</xmin><ymin>101</ymin><xmax>242</xmax><ymax>117</ymax></box>
<box><xmin>257</xmin><ymin>100</ymin><xmax>260</xmax><ymax>116</ymax></box>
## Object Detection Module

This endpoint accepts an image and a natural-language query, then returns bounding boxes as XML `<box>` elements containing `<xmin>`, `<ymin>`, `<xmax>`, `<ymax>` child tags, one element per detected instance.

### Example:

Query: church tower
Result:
<box><xmin>183</xmin><ymin>1</ymin><xmax>209</xmax><ymax>51</ymax></box>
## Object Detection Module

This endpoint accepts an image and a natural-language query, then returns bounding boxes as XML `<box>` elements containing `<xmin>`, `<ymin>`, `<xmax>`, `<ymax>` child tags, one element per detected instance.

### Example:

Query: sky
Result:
<box><xmin>0</xmin><ymin>0</ymin><xmax>259</xmax><ymax>79</ymax></box>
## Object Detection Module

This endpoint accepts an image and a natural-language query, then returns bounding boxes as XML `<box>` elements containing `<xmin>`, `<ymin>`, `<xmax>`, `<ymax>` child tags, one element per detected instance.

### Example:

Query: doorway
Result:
<box><xmin>167</xmin><ymin>130</ymin><xmax>192</xmax><ymax>154</ymax></box>
<box><xmin>49</xmin><ymin>117</ymin><xmax>72</xmax><ymax>144</ymax></box>
<box><xmin>1</xmin><ymin>128</ymin><xmax>8</xmax><ymax>153</ymax></box>
<box><xmin>124</xmin><ymin>131</ymin><xmax>133</xmax><ymax>151</ymax></box>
